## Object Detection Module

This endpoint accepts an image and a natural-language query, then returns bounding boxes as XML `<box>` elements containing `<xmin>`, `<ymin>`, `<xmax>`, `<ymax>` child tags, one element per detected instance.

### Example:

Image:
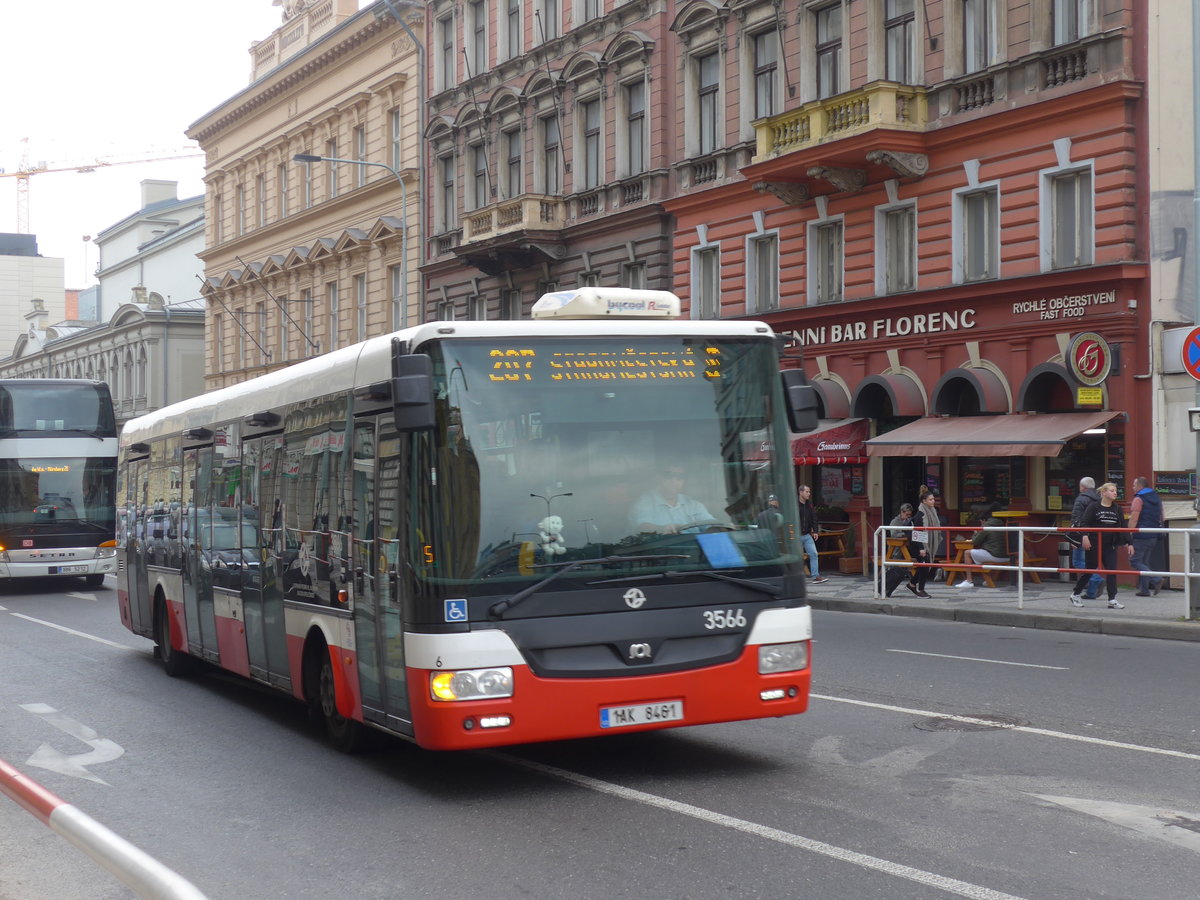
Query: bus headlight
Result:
<box><xmin>430</xmin><ymin>667</ymin><xmax>514</xmax><ymax>701</ymax></box>
<box><xmin>758</xmin><ymin>641</ymin><xmax>809</xmax><ymax>674</ymax></box>
<box><xmin>95</xmin><ymin>540</ymin><xmax>118</xmax><ymax>559</ymax></box>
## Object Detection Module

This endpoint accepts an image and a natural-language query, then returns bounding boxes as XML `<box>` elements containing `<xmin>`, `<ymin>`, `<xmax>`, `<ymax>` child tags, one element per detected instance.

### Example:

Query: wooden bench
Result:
<box><xmin>804</xmin><ymin>529</ymin><xmax>847</xmax><ymax>576</ymax></box>
<box><xmin>884</xmin><ymin>537</ymin><xmax>916</xmax><ymax>577</ymax></box>
<box><xmin>948</xmin><ymin>537</ymin><xmax>1046</xmax><ymax>586</ymax></box>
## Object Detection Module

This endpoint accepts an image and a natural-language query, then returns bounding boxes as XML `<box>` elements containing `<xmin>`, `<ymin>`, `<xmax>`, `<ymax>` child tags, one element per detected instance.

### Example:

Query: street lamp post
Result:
<box><xmin>293</xmin><ymin>153</ymin><xmax>410</xmax><ymax>330</ymax></box>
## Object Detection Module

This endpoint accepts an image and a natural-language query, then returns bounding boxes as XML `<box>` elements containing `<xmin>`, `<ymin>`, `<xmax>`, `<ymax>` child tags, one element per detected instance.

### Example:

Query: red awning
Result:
<box><xmin>792</xmin><ymin>418</ymin><xmax>869</xmax><ymax>465</ymax></box>
<box><xmin>864</xmin><ymin>410</ymin><xmax>1121</xmax><ymax>457</ymax></box>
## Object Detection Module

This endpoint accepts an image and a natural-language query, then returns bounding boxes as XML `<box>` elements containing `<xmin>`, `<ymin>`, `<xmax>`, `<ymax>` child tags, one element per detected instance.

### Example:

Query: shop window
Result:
<box><xmin>959</xmin><ymin>456</ymin><xmax>1027</xmax><ymax>520</ymax></box>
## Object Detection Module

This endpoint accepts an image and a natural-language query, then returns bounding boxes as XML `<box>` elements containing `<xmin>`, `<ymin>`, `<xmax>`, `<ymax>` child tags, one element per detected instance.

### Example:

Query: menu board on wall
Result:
<box><xmin>1154</xmin><ymin>470</ymin><xmax>1196</xmax><ymax>497</ymax></box>
<box><xmin>1105</xmin><ymin>434</ymin><xmax>1125</xmax><ymax>493</ymax></box>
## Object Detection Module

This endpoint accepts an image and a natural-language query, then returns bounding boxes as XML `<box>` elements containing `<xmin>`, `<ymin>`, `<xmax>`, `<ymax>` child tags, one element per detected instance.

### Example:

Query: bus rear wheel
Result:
<box><xmin>155</xmin><ymin>597</ymin><xmax>195</xmax><ymax>677</ymax></box>
<box><xmin>310</xmin><ymin>648</ymin><xmax>364</xmax><ymax>753</ymax></box>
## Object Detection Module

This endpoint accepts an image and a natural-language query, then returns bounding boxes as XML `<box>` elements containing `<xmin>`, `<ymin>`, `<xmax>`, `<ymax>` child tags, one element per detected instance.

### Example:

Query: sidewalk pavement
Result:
<box><xmin>806</xmin><ymin>569</ymin><xmax>1200</xmax><ymax>642</ymax></box>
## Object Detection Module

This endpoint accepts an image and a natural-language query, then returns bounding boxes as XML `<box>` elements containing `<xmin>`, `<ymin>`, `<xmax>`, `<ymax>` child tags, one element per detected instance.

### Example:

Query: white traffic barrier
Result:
<box><xmin>0</xmin><ymin>757</ymin><xmax>208</xmax><ymax>900</ymax></box>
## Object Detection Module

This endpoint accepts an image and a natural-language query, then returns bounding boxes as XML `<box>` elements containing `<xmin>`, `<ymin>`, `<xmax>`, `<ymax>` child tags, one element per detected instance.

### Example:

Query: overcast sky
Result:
<box><xmin>1</xmin><ymin>1</ymin><xmax>359</xmax><ymax>293</ymax></box>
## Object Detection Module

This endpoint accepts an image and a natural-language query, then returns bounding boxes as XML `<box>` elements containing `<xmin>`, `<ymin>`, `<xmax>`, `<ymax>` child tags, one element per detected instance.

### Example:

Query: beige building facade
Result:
<box><xmin>186</xmin><ymin>0</ymin><xmax>423</xmax><ymax>390</ymax></box>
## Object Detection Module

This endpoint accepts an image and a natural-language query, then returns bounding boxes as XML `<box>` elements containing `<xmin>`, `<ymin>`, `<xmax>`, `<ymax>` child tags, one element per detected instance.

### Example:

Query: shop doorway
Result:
<box><xmin>883</xmin><ymin>457</ymin><xmax>925</xmax><ymax>520</ymax></box>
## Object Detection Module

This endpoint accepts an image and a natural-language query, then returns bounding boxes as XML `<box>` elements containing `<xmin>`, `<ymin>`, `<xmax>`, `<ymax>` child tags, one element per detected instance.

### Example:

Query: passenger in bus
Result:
<box><xmin>628</xmin><ymin>465</ymin><xmax>715</xmax><ymax>535</ymax></box>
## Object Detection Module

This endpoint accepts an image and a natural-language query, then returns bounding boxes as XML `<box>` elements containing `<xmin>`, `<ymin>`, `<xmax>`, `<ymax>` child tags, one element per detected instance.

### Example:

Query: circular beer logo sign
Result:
<box><xmin>1066</xmin><ymin>332</ymin><xmax>1111</xmax><ymax>386</ymax></box>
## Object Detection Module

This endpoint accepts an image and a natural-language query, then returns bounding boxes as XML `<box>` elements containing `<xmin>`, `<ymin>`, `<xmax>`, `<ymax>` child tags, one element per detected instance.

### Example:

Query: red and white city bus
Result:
<box><xmin>116</xmin><ymin>289</ymin><xmax>818</xmax><ymax>750</ymax></box>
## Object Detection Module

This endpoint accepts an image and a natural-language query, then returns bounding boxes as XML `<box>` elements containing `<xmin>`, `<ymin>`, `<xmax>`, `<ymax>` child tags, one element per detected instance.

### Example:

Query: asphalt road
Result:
<box><xmin>2</xmin><ymin>579</ymin><xmax>1198</xmax><ymax>900</ymax></box>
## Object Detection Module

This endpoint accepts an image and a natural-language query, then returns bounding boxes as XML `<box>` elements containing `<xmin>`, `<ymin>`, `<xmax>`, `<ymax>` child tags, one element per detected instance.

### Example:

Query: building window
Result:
<box><xmin>467</xmin><ymin>0</ymin><xmax>487</xmax><ymax>76</ymax></box>
<box><xmin>503</xmin><ymin>0</ymin><xmax>521</xmax><ymax>60</ymax></box>
<box><xmin>213</xmin><ymin>316</ymin><xmax>224</xmax><ymax>372</ymax></box>
<box><xmin>816</xmin><ymin>4</ymin><xmax>843</xmax><ymax>99</ymax></box>
<box><xmin>1045</xmin><ymin>167</ymin><xmax>1094</xmax><ymax>270</ymax></box>
<box><xmin>256</xmin><ymin>301</ymin><xmax>267</xmax><ymax>365</ymax></box>
<box><xmin>877</xmin><ymin>203</ymin><xmax>917</xmax><ymax>293</ymax></box>
<box><xmin>471</xmin><ymin>143</ymin><xmax>489</xmax><ymax>210</ymax></box>
<box><xmin>536</xmin><ymin>0</ymin><xmax>560</xmax><ymax>42</ymax></box>
<box><xmin>327</xmin><ymin>281</ymin><xmax>340</xmax><ymax>351</ymax></box>
<box><xmin>622</xmin><ymin>261</ymin><xmax>647</xmax><ymax>289</ymax></box>
<box><xmin>390</xmin><ymin>108</ymin><xmax>402</xmax><ymax>171</ymax></box>
<box><xmin>467</xmin><ymin>295</ymin><xmax>487</xmax><ymax>320</ymax></box>
<box><xmin>390</xmin><ymin>265</ymin><xmax>405</xmax><ymax>330</ymax></box>
<box><xmin>963</xmin><ymin>0</ymin><xmax>992</xmax><ymax>73</ymax></box>
<box><xmin>752</xmin><ymin>30</ymin><xmax>778</xmax><ymax>120</ymax></box>
<box><xmin>696</xmin><ymin>51</ymin><xmax>720</xmax><ymax>156</ymax></box>
<box><xmin>692</xmin><ymin>246</ymin><xmax>720</xmax><ymax>318</ymax></box>
<box><xmin>256</xmin><ymin>174</ymin><xmax>266</xmax><ymax>228</ymax></box>
<box><xmin>355</xmin><ymin>273</ymin><xmax>367</xmax><ymax>341</ymax></box>
<box><xmin>213</xmin><ymin>192</ymin><xmax>224</xmax><ymax>243</ymax></box>
<box><xmin>436</xmin><ymin>14</ymin><xmax>455</xmax><ymax>91</ymax></box>
<box><xmin>885</xmin><ymin>0</ymin><xmax>916</xmax><ymax>83</ymax></box>
<box><xmin>747</xmin><ymin>233</ymin><xmax>779</xmax><ymax>314</ymax></box>
<box><xmin>236</xmin><ymin>184</ymin><xmax>246</xmax><ymax>236</ymax></box>
<box><xmin>437</xmin><ymin>300</ymin><xmax>456</xmax><ymax>321</ymax></box>
<box><xmin>810</xmin><ymin>220</ymin><xmax>844</xmax><ymax>303</ymax></box>
<box><xmin>353</xmin><ymin>126</ymin><xmax>366</xmax><ymax>187</ymax></box>
<box><xmin>302</xmin><ymin>154</ymin><xmax>313</xmax><ymax>209</ymax></box>
<box><xmin>438</xmin><ymin>154</ymin><xmax>456</xmax><ymax>231</ymax></box>
<box><xmin>956</xmin><ymin>186</ymin><xmax>999</xmax><ymax>282</ymax></box>
<box><xmin>540</xmin><ymin>114</ymin><xmax>561</xmax><ymax>194</ymax></box>
<box><xmin>624</xmin><ymin>80</ymin><xmax>646</xmax><ymax>176</ymax></box>
<box><xmin>301</xmin><ymin>288</ymin><xmax>313</xmax><ymax>353</ymax></box>
<box><xmin>277</xmin><ymin>164</ymin><xmax>289</xmax><ymax>219</ymax></box>
<box><xmin>1054</xmin><ymin>0</ymin><xmax>1094</xmax><ymax>45</ymax></box>
<box><xmin>499</xmin><ymin>290</ymin><xmax>520</xmax><ymax>320</ymax></box>
<box><xmin>277</xmin><ymin>298</ymin><xmax>289</xmax><ymax>363</ymax></box>
<box><xmin>580</xmin><ymin>98</ymin><xmax>602</xmax><ymax>190</ymax></box>
<box><xmin>326</xmin><ymin>139</ymin><xmax>338</xmax><ymax>199</ymax></box>
<box><xmin>504</xmin><ymin>129</ymin><xmax>523</xmax><ymax>198</ymax></box>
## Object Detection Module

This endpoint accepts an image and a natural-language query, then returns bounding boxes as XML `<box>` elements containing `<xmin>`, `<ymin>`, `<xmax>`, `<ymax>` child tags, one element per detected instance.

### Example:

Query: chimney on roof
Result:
<box><xmin>132</xmin><ymin>285</ymin><xmax>148</xmax><ymax>305</ymax></box>
<box><xmin>141</xmin><ymin>180</ymin><xmax>179</xmax><ymax>208</ymax></box>
<box><xmin>25</xmin><ymin>297</ymin><xmax>49</xmax><ymax>330</ymax></box>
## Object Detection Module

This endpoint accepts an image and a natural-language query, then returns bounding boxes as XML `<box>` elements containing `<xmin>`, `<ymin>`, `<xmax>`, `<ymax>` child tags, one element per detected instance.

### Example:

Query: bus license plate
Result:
<box><xmin>600</xmin><ymin>700</ymin><xmax>683</xmax><ymax>729</ymax></box>
<box><xmin>51</xmin><ymin>565</ymin><xmax>88</xmax><ymax>575</ymax></box>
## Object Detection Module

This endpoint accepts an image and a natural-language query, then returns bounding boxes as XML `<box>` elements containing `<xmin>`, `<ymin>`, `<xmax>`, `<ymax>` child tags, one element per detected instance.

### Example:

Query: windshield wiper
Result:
<box><xmin>589</xmin><ymin>569</ymin><xmax>783</xmax><ymax>598</ymax></box>
<box><xmin>57</xmin><ymin>428</ymin><xmax>107</xmax><ymax>439</ymax></box>
<box><xmin>488</xmin><ymin>554</ymin><xmax>688</xmax><ymax>619</ymax></box>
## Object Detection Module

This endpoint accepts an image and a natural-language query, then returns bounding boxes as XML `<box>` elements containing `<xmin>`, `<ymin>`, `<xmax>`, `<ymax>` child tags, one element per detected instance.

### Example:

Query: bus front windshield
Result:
<box><xmin>0</xmin><ymin>457</ymin><xmax>117</xmax><ymax>536</ymax></box>
<box><xmin>417</xmin><ymin>335</ymin><xmax>800</xmax><ymax>590</ymax></box>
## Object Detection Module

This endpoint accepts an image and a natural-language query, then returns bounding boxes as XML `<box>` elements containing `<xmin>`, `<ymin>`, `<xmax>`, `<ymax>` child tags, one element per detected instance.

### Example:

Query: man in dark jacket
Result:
<box><xmin>1070</xmin><ymin>476</ymin><xmax>1103</xmax><ymax>599</ymax></box>
<box><xmin>1128</xmin><ymin>475</ymin><xmax>1164</xmax><ymax>596</ymax></box>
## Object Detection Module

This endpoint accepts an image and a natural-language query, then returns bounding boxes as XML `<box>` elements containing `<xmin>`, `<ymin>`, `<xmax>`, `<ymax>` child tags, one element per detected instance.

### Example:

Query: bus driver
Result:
<box><xmin>628</xmin><ymin>465</ymin><xmax>715</xmax><ymax>535</ymax></box>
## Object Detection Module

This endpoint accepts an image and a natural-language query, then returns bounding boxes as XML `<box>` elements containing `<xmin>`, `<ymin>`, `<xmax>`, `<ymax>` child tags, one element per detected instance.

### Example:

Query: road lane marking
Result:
<box><xmin>21</xmin><ymin>704</ymin><xmax>125</xmax><ymax>785</ymax></box>
<box><xmin>886</xmin><ymin>649</ymin><xmax>1068</xmax><ymax>670</ymax></box>
<box><xmin>811</xmin><ymin>693</ymin><xmax>1200</xmax><ymax>762</ymax></box>
<box><xmin>8</xmin><ymin>613</ymin><xmax>136</xmax><ymax>650</ymax></box>
<box><xmin>495</xmin><ymin>753</ymin><xmax>1029</xmax><ymax>900</ymax></box>
<box><xmin>1031</xmin><ymin>795</ymin><xmax>1200</xmax><ymax>855</ymax></box>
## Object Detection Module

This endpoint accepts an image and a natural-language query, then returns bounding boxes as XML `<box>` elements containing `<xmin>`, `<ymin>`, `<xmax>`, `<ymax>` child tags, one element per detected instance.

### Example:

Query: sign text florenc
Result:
<box><xmin>788</xmin><ymin>310</ymin><xmax>977</xmax><ymax>347</ymax></box>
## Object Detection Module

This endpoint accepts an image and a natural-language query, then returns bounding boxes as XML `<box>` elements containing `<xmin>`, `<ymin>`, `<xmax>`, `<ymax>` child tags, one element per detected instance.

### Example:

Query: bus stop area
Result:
<box><xmin>806</xmin><ymin>572</ymin><xmax>1200</xmax><ymax>642</ymax></box>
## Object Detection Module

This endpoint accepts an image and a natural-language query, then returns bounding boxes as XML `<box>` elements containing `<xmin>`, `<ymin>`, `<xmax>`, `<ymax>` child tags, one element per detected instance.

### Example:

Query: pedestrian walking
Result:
<box><xmin>1070</xmin><ymin>482</ymin><xmax>1133</xmax><ymax>609</ymax></box>
<box><xmin>959</xmin><ymin>502</ymin><xmax>1008</xmax><ymax>587</ymax></box>
<box><xmin>798</xmin><ymin>484</ymin><xmax>827</xmax><ymax>584</ymax></box>
<box><xmin>905</xmin><ymin>487</ymin><xmax>941</xmax><ymax>599</ymax></box>
<box><xmin>1128</xmin><ymin>475</ymin><xmax>1164</xmax><ymax>596</ymax></box>
<box><xmin>884</xmin><ymin>502</ymin><xmax>915</xmax><ymax>597</ymax></box>
<box><xmin>1069</xmin><ymin>476</ymin><xmax>1104</xmax><ymax>599</ymax></box>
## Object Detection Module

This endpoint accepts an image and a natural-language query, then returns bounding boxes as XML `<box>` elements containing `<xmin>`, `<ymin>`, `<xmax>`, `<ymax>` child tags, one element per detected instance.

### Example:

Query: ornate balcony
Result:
<box><xmin>454</xmin><ymin>194</ymin><xmax>568</xmax><ymax>275</ymax></box>
<box><xmin>754</xmin><ymin>82</ymin><xmax>929</xmax><ymax>162</ymax></box>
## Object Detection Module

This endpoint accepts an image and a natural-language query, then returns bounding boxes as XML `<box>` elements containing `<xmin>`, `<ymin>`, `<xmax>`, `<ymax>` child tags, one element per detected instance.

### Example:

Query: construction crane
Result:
<box><xmin>0</xmin><ymin>144</ymin><xmax>205</xmax><ymax>233</ymax></box>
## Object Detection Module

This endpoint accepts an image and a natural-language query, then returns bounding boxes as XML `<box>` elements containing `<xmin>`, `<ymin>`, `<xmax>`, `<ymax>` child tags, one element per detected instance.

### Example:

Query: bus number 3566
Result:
<box><xmin>702</xmin><ymin>608</ymin><xmax>746</xmax><ymax>630</ymax></box>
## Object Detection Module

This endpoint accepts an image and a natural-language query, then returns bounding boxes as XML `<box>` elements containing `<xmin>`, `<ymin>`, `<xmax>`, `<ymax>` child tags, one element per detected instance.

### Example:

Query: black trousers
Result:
<box><xmin>1072</xmin><ymin>543</ymin><xmax>1118</xmax><ymax>600</ymax></box>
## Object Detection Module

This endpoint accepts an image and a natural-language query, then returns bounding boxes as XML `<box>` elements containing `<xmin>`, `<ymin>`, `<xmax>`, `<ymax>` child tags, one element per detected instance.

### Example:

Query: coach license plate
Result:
<box><xmin>51</xmin><ymin>565</ymin><xmax>89</xmax><ymax>575</ymax></box>
<box><xmin>600</xmin><ymin>700</ymin><xmax>683</xmax><ymax>729</ymax></box>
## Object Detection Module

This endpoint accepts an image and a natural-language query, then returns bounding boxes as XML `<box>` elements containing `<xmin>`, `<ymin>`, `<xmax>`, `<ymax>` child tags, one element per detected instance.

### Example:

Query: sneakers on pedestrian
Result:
<box><xmin>1107</xmin><ymin>599</ymin><xmax>1125</xmax><ymax>609</ymax></box>
<box><xmin>1150</xmin><ymin>581</ymin><xmax>1162</xmax><ymax>596</ymax></box>
<box><xmin>1069</xmin><ymin>593</ymin><xmax>1085</xmax><ymax>607</ymax></box>
<box><xmin>1134</xmin><ymin>591</ymin><xmax>1150</xmax><ymax>597</ymax></box>
<box><xmin>955</xmin><ymin>579</ymin><xmax>974</xmax><ymax>588</ymax></box>
<box><xmin>915</xmin><ymin>590</ymin><xmax>932</xmax><ymax>599</ymax></box>
<box><xmin>905</xmin><ymin>583</ymin><xmax>918</xmax><ymax>596</ymax></box>
<box><xmin>810</xmin><ymin>577</ymin><xmax>828</xmax><ymax>584</ymax></box>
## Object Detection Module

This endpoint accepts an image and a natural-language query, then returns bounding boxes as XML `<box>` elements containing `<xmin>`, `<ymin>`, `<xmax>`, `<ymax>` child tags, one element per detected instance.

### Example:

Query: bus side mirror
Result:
<box><xmin>392</xmin><ymin>354</ymin><xmax>436</xmax><ymax>432</ymax></box>
<box><xmin>780</xmin><ymin>369</ymin><xmax>819</xmax><ymax>434</ymax></box>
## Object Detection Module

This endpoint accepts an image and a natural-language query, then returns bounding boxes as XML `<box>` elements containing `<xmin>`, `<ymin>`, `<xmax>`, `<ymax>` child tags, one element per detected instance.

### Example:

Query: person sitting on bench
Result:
<box><xmin>959</xmin><ymin>503</ymin><xmax>1008</xmax><ymax>588</ymax></box>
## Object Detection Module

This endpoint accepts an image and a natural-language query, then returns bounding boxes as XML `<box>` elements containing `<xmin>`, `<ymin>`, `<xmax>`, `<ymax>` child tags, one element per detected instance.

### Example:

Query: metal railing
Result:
<box><xmin>874</xmin><ymin>523</ymin><xmax>1200</xmax><ymax>617</ymax></box>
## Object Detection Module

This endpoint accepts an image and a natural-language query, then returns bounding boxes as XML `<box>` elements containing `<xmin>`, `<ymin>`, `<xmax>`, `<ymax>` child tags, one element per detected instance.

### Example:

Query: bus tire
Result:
<box><xmin>308</xmin><ymin>643</ymin><xmax>364</xmax><ymax>753</ymax></box>
<box><xmin>85</xmin><ymin>574</ymin><xmax>105</xmax><ymax>588</ymax></box>
<box><xmin>155</xmin><ymin>596</ymin><xmax>195</xmax><ymax>678</ymax></box>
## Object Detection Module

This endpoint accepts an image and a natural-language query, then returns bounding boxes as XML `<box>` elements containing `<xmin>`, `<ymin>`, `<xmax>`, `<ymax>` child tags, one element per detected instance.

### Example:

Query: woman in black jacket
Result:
<box><xmin>1070</xmin><ymin>482</ymin><xmax>1134</xmax><ymax>609</ymax></box>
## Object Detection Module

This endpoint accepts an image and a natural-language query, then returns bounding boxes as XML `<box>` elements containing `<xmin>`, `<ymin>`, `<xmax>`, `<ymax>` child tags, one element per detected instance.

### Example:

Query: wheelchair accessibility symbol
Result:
<box><xmin>444</xmin><ymin>598</ymin><xmax>468</xmax><ymax>622</ymax></box>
